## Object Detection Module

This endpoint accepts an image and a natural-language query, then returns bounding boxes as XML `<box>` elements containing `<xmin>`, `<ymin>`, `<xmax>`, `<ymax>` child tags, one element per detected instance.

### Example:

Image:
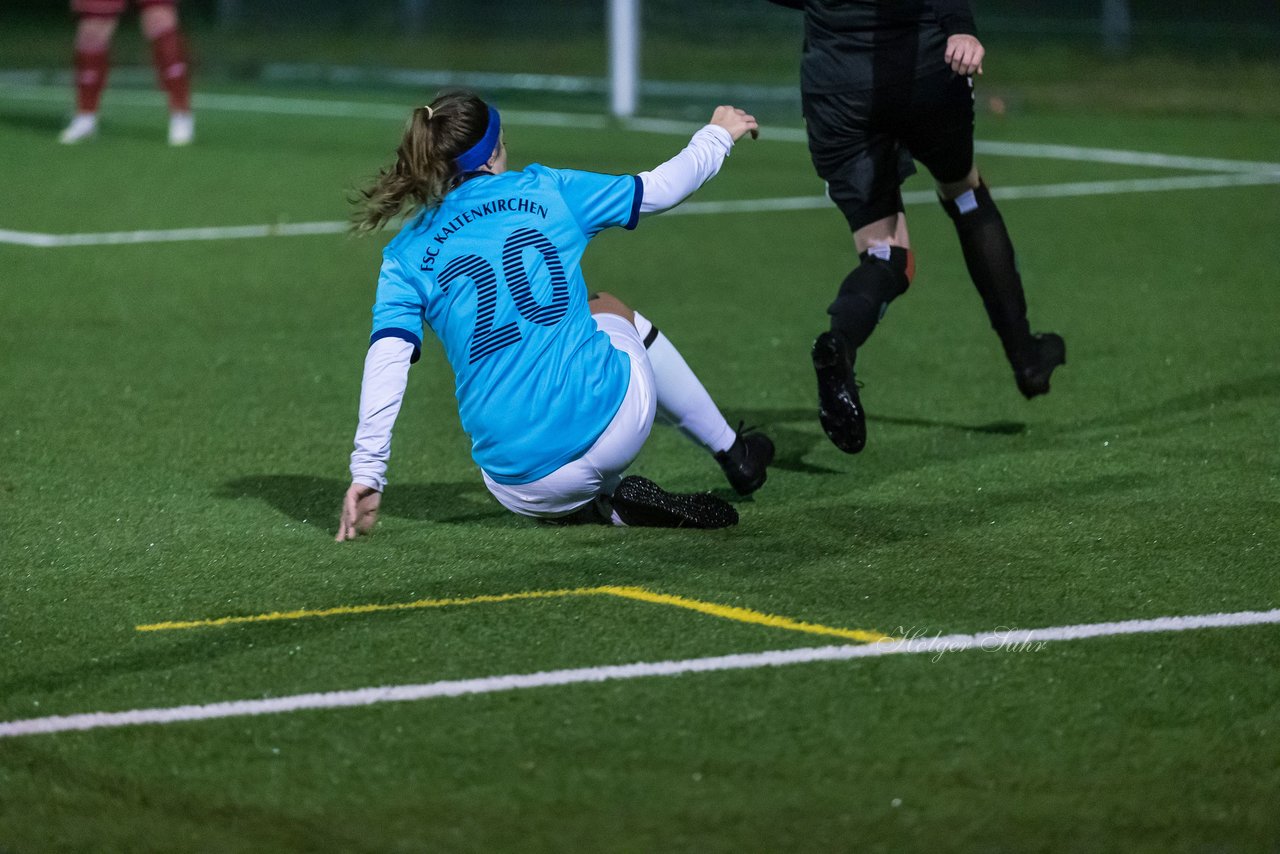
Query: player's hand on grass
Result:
<box><xmin>337</xmin><ymin>482</ymin><xmax>381</xmax><ymax>542</ymax></box>
<box><xmin>710</xmin><ymin>105</ymin><xmax>760</xmax><ymax>141</ymax></box>
<box><xmin>945</xmin><ymin>34</ymin><xmax>985</xmax><ymax>77</ymax></box>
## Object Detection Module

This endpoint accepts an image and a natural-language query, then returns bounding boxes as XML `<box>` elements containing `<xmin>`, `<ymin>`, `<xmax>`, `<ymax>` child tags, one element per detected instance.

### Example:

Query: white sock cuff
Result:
<box><xmin>707</xmin><ymin>421</ymin><xmax>738</xmax><ymax>454</ymax></box>
<box><xmin>632</xmin><ymin>310</ymin><xmax>655</xmax><ymax>345</ymax></box>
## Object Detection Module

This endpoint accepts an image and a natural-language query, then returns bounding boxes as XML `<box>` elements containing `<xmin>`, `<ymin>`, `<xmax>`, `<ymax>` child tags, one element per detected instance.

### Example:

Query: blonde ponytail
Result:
<box><xmin>351</xmin><ymin>91</ymin><xmax>491</xmax><ymax>234</ymax></box>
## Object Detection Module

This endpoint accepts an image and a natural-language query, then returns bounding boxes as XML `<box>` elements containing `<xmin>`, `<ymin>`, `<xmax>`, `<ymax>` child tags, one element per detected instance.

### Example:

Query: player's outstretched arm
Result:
<box><xmin>336</xmin><ymin>335</ymin><xmax>414</xmax><ymax>542</ymax></box>
<box><xmin>638</xmin><ymin>105</ymin><xmax>758</xmax><ymax>216</ymax></box>
<box><xmin>337</xmin><ymin>483</ymin><xmax>382</xmax><ymax>541</ymax></box>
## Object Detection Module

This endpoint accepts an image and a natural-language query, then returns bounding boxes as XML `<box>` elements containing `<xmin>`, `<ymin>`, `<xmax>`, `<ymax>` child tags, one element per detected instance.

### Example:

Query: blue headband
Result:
<box><xmin>455</xmin><ymin>106</ymin><xmax>502</xmax><ymax>172</ymax></box>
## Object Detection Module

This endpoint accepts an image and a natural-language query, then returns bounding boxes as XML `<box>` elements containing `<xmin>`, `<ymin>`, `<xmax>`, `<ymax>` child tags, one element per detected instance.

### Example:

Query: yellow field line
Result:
<box><xmin>134</xmin><ymin>587</ymin><xmax>615</xmax><ymax>632</ymax></box>
<box><xmin>136</xmin><ymin>585</ymin><xmax>892</xmax><ymax>643</ymax></box>
<box><xmin>598</xmin><ymin>586</ymin><xmax>894</xmax><ymax>643</ymax></box>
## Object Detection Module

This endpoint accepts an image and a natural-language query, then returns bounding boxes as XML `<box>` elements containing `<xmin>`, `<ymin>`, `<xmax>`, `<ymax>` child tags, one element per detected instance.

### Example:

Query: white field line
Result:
<box><xmin>0</xmin><ymin>221</ymin><xmax>350</xmax><ymax>248</ymax></box>
<box><xmin>4</xmin><ymin>84</ymin><xmax>1280</xmax><ymax>173</ymax></box>
<box><xmin>973</xmin><ymin>140</ymin><xmax>1280</xmax><ymax>176</ymax></box>
<box><xmin>0</xmin><ymin>85</ymin><xmax>607</xmax><ymax>130</ymax></box>
<box><xmin>5</xmin><ymin>171</ymin><xmax>1278</xmax><ymax>249</ymax></box>
<box><xmin>678</xmin><ymin>170</ymin><xmax>1280</xmax><ymax>215</ymax></box>
<box><xmin>1</xmin><ymin>65</ymin><xmax>800</xmax><ymax>103</ymax></box>
<box><xmin>0</xmin><ymin>222</ymin><xmax>347</xmax><ymax>248</ymax></box>
<box><xmin>2</xmin><ymin>608</ymin><xmax>1277</xmax><ymax>739</ymax></box>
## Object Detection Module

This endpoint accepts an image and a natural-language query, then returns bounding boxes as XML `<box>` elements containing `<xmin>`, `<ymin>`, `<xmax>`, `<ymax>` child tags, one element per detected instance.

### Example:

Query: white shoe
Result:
<box><xmin>168</xmin><ymin>112</ymin><xmax>194</xmax><ymax>146</ymax></box>
<box><xmin>58</xmin><ymin>113</ymin><xmax>98</xmax><ymax>144</ymax></box>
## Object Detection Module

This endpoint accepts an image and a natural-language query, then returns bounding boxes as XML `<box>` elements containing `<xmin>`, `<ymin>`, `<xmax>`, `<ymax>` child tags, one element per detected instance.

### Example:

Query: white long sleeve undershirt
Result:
<box><xmin>347</xmin><ymin>125</ymin><xmax>736</xmax><ymax>491</ymax></box>
<box><xmin>638</xmin><ymin>124</ymin><xmax>735</xmax><ymax>214</ymax></box>
<box><xmin>349</xmin><ymin>336</ymin><xmax>414</xmax><ymax>492</ymax></box>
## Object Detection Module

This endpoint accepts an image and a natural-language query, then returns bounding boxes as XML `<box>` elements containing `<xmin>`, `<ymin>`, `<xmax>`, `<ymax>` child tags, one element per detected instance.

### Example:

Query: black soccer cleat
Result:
<box><xmin>1013</xmin><ymin>332</ymin><xmax>1066</xmax><ymax>399</ymax></box>
<box><xmin>609</xmin><ymin>476</ymin><xmax>739</xmax><ymax>529</ymax></box>
<box><xmin>714</xmin><ymin>424</ymin><xmax>775</xmax><ymax>496</ymax></box>
<box><xmin>812</xmin><ymin>331</ymin><xmax>867</xmax><ymax>454</ymax></box>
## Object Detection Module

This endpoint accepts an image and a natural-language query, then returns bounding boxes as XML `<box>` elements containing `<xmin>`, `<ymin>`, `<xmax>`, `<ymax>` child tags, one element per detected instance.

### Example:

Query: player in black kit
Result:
<box><xmin>767</xmin><ymin>0</ymin><xmax>1065</xmax><ymax>454</ymax></box>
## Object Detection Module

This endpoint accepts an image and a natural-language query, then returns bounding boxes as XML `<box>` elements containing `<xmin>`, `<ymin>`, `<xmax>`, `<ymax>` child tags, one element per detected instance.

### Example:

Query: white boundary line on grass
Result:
<box><xmin>5</xmin><ymin>172</ymin><xmax>1279</xmax><ymax>249</ymax></box>
<box><xmin>677</xmin><ymin>171</ymin><xmax>1280</xmax><ymax>215</ymax></box>
<box><xmin>5</xmin><ymin>84</ymin><xmax>1280</xmax><ymax>171</ymax></box>
<box><xmin>0</xmin><ymin>221</ymin><xmax>351</xmax><ymax>248</ymax></box>
<box><xmin>2</xmin><ymin>87</ymin><xmax>1278</xmax><ymax>248</ymax></box>
<box><xmin>2</xmin><ymin>607</ymin><xmax>1277</xmax><ymax>739</ymax></box>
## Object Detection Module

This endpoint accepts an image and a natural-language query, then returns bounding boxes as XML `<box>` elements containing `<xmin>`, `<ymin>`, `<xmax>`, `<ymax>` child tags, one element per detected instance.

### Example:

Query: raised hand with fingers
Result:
<box><xmin>710</xmin><ymin>105</ymin><xmax>760</xmax><ymax>142</ymax></box>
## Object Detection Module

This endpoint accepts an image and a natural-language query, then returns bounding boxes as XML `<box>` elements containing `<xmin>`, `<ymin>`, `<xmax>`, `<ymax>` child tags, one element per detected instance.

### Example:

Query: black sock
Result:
<box><xmin>940</xmin><ymin>182</ymin><xmax>1034</xmax><ymax>363</ymax></box>
<box><xmin>827</xmin><ymin>247</ymin><xmax>911</xmax><ymax>365</ymax></box>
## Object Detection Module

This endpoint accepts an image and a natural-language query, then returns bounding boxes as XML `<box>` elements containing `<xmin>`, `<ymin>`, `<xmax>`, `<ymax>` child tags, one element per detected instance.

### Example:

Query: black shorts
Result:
<box><xmin>802</xmin><ymin>68</ymin><xmax>975</xmax><ymax>232</ymax></box>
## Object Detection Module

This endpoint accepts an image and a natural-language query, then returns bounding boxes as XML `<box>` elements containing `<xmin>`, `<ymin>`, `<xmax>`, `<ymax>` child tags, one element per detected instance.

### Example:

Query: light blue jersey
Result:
<box><xmin>370</xmin><ymin>164</ymin><xmax>644</xmax><ymax>484</ymax></box>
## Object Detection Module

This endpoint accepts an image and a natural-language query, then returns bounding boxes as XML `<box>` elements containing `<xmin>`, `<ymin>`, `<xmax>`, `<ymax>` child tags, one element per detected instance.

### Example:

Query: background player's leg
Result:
<box><xmin>140</xmin><ymin>2</ymin><xmax>193</xmax><ymax>145</ymax></box>
<box><xmin>60</xmin><ymin>15</ymin><xmax>117</xmax><ymax>144</ymax></box>
<box><xmin>803</xmin><ymin>89</ymin><xmax>917</xmax><ymax>453</ymax></box>
<box><xmin>938</xmin><ymin>169</ymin><xmax>1064</xmax><ymax>397</ymax></box>
<box><xmin>831</xmin><ymin>212</ymin><xmax>913</xmax><ymax>362</ymax></box>
<box><xmin>938</xmin><ymin>168</ymin><xmax>1030</xmax><ymax>358</ymax></box>
<box><xmin>812</xmin><ymin>213</ymin><xmax>913</xmax><ymax>454</ymax></box>
<box><xmin>905</xmin><ymin>67</ymin><xmax>1064</xmax><ymax>399</ymax></box>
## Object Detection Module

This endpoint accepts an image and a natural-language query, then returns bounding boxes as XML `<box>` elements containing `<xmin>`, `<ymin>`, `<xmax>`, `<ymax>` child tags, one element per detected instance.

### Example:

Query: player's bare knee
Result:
<box><xmin>75</xmin><ymin>17</ymin><xmax>117</xmax><ymax>51</ymax></box>
<box><xmin>141</xmin><ymin>4</ymin><xmax>178</xmax><ymax>39</ymax></box>
<box><xmin>852</xmin><ymin>214</ymin><xmax>902</xmax><ymax>254</ymax></box>
<box><xmin>588</xmin><ymin>292</ymin><xmax>635</xmax><ymax>323</ymax></box>
<box><xmin>936</xmin><ymin>166</ymin><xmax>981</xmax><ymax>201</ymax></box>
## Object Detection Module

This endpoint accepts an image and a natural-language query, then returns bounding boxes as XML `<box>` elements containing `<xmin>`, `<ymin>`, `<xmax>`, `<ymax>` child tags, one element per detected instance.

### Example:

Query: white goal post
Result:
<box><xmin>608</xmin><ymin>0</ymin><xmax>640</xmax><ymax>117</ymax></box>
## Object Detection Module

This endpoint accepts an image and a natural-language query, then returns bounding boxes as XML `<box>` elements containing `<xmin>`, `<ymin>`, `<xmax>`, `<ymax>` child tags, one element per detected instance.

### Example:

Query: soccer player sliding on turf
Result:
<box><xmin>337</xmin><ymin>92</ymin><xmax>774</xmax><ymax>538</ymax></box>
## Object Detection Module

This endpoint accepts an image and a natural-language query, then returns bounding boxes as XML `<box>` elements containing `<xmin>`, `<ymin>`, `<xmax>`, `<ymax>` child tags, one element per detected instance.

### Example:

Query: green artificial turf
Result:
<box><xmin>1</xmin><ymin>69</ymin><xmax>1278</xmax><ymax>852</ymax></box>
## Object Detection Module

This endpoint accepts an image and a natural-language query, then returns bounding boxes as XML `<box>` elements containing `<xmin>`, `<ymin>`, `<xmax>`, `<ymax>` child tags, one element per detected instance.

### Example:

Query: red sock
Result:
<box><xmin>149</xmin><ymin>28</ymin><xmax>190</xmax><ymax>112</ymax></box>
<box><xmin>74</xmin><ymin>48</ymin><xmax>110</xmax><ymax>113</ymax></box>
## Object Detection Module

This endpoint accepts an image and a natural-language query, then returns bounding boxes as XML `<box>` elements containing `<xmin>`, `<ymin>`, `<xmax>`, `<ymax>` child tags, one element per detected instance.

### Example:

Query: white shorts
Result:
<box><xmin>482</xmin><ymin>312</ymin><xmax>657</xmax><ymax>519</ymax></box>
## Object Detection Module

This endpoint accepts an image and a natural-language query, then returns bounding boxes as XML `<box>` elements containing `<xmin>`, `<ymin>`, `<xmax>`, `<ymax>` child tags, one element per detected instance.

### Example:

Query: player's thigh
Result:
<box><xmin>899</xmin><ymin>69</ymin><xmax>975</xmax><ymax>185</ymax></box>
<box><xmin>482</xmin><ymin>377</ymin><xmax>655</xmax><ymax>518</ymax></box>
<box><xmin>588</xmin><ymin>291</ymin><xmax>635</xmax><ymax>324</ymax></box>
<box><xmin>803</xmin><ymin>90</ymin><xmax>915</xmax><ymax>232</ymax></box>
<box><xmin>482</xmin><ymin>315</ymin><xmax>656</xmax><ymax>518</ymax></box>
<box><xmin>73</xmin><ymin>14</ymin><xmax>118</xmax><ymax>49</ymax></box>
<box><xmin>588</xmin><ymin>313</ymin><xmax>657</xmax><ymax>480</ymax></box>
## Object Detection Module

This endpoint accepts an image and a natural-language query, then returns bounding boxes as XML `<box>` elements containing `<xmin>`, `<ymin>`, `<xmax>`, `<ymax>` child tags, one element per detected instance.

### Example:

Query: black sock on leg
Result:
<box><xmin>940</xmin><ymin>181</ymin><xmax>1034</xmax><ymax>363</ymax></box>
<box><xmin>814</xmin><ymin>248</ymin><xmax>910</xmax><ymax>455</ymax></box>
<box><xmin>826</xmin><ymin>247</ymin><xmax>912</xmax><ymax>362</ymax></box>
